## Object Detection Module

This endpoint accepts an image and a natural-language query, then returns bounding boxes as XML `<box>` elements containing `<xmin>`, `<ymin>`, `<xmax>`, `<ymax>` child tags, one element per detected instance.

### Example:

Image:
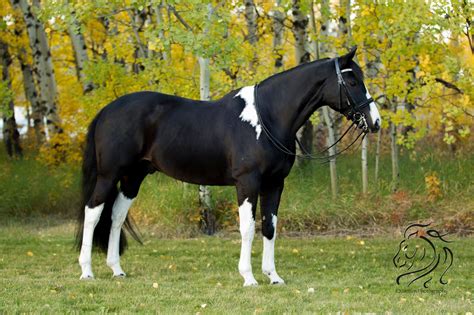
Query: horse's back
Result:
<box><xmin>92</xmin><ymin>91</ymin><xmax>236</xmax><ymax>183</ymax></box>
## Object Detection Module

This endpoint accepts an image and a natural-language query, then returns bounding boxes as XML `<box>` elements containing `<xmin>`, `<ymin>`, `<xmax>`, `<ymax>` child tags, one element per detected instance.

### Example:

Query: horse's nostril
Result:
<box><xmin>374</xmin><ymin>118</ymin><xmax>380</xmax><ymax>131</ymax></box>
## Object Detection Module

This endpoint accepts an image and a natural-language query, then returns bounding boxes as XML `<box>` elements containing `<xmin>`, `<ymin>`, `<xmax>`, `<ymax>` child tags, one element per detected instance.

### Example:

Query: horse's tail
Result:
<box><xmin>75</xmin><ymin>112</ymin><xmax>141</xmax><ymax>255</ymax></box>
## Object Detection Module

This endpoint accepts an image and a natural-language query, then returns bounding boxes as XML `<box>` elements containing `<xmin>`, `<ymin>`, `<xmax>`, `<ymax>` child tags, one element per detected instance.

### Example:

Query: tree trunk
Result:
<box><xmin>322</xmin><ymin>107</ymin><xmax>337</xmax><ymax>198</ymax></box>
<box><xmin>271</xmin><ymin>0</ymin><xmax>285</xmax><ymax>71</ymax></box>
<box><xmin>128</xmin><ymin>8</ymin><xmax>149</xmax><ymax>73</ymax></box>
<box><xmin>338</xmin><ymin>0</ymin><xmax>351</xmax><ymax>49</ymax></box>
<box><xmin>317</xmin><ymin>0</ymin><xmax>338</xmax><ymax>194</ymax></box>
<box><xmin>16</xmin><ymin>45</ymin><xmax>44</xmax><ymax>143</ymax></box>
<box><xmin>15</xmin><ymin>0</ymin><xmax>61</xmax><ymax>136</ymax></box>
<box><xmin>153</xmin><ymin>1</ymin><xmax>169</xmax><ymax>62</ymax></box>
<box><xmin>374</xmin><ymin>128</ymin><xmax>381</xmax><ymax>183</ymax></box>
<box><xmin>68</xmin><ymin>8</ymin><xmax>93</xmax><ymax>93</ymax></box>
<box><xmin>361</xmin><ymin>136</ymin><xmax>368</xmax><ymax>194</ymax></box>
<box><xmin>292</xmin><ymin>0</ymin><xmax>313</xmax><ymax>164</ymax></box>
<box><xmin>390</xmin><ymin>101</ymin><xmax>399</xmax><ymax>192</ymax></box>
<box><xmin>0</xmin><ymin>41</ymin><xmax>23</xmax><ymax>158</ymax></box>
<box><xmin>244</xmin><ymin>0</ymin><xmax>258</xmax><ymax>69</ymax></box>
<box><xmin>198</xmin><ymin>4</ymin><xmax>215</xmax><ymax>235</ymax></box>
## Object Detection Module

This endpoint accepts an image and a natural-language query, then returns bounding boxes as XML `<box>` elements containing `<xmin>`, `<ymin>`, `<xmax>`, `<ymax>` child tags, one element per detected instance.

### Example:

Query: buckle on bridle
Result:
<box><xmin>354</xmin><ymin>112</ymin><xmax>368</xmax><ymax>132</ymax></box>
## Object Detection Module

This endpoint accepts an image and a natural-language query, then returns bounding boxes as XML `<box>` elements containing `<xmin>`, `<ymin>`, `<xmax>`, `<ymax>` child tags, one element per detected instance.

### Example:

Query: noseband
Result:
<box><xmin>335</xmin><ymin>58</ymin><xmax>373</xmax><ymax>132</ymax></box>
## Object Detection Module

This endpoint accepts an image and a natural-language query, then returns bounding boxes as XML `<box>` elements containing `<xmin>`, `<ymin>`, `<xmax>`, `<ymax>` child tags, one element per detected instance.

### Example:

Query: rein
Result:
<box><xmin>253</xmin><ymin>57</ymin><xmax>370</xmax><ymax>161</ymax></box>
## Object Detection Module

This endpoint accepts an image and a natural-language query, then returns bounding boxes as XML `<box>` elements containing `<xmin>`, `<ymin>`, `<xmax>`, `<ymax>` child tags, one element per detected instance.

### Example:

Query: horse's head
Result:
<box><xmin>323</xmin><ymin>46</ymin><xmax>381</xmax><ymax>133</ymax></box>
<box><xmin>393</xmin><ymin>223</ymin><xmax>454</xmax><ymax>287</ymax></box>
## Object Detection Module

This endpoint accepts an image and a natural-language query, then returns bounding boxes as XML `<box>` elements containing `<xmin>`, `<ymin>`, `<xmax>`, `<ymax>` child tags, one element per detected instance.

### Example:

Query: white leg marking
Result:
<box><xmin>107</xmin><ymin>192</ymin><xmax>134</xmax><ymax>277</ymax></box>
<box><xmin>262</xmin><ymin>215</ymin><xmax>285</xmax><ymax>284</ymax></box>
<box><xmin>238</xmin><ymin>198</ymin><xmax>258</xmax><ymax>286</ymax></box>
<box><xmin>365</xmin><ymin>89</ymin><xmax>381</xmax><ymax>126</ymax></box>
<box><xmin>79</xmin><ymin>204</ymin><xmax>104</xmax><ymax>279</ymax></box>
<box><xmin>234</xmin><ymin>86</ymin><xmax>262</xmax><ymax>140</ymax></box>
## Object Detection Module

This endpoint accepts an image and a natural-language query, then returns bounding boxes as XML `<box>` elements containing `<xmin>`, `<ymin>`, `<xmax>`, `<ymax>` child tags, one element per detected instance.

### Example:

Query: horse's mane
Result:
<box><xmin>259</xmin><ymin>58</ymin><xmax>331</xmax><ymax>85</ymax></box>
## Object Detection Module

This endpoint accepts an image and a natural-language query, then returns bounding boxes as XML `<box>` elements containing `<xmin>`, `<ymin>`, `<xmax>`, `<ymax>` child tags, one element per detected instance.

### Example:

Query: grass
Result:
<box><xmin>0</xmin><ymin>222</ymin><xmax>472</xmax><ymax>313</ymax></box>
<box><xmin>1</xmin><ymin>146</ymin><xmax>472</xmax><ymax>235</ymax></box>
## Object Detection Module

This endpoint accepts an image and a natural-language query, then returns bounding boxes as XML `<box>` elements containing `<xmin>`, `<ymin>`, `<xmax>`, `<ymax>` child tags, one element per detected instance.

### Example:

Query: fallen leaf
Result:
<box><xmin>201</xmin><ymin>303</ymin><xmax>207</xmax><ymax>308</ymax></box>
<box><xmin>292</xmin><ymin>249</ymin><xmax>299</xmax><ymax>254</ymax></box>
<box><xmin>27</xmin><ymin>251</ymin><xmax>34</xmax><ymax>257</ymax></box>
<box><xmin>343</xmin><ymin>288</ymin><xmax>350</xmax><ymax>293</ymax></box>
<box><xmin>152</xmin><ymin>282</ymin><xmax>158</xmax><ymax>289</ymax></box>
<box><xmin>307</xmin><ymin>287</ymin><xmax>315</xmax><ymax>293</ymax></box>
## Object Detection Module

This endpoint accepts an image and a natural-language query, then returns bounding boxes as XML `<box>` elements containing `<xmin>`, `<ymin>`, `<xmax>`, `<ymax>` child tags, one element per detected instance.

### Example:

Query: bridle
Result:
<box><xmin>253</xmin><ymin>57</ymin><xmax>372</xmax><ymax>161</ymax></box>
<box><xmin>334</xmin><ymin>57</ymin><xmax>373</xmax><ymax>132</ymax></box>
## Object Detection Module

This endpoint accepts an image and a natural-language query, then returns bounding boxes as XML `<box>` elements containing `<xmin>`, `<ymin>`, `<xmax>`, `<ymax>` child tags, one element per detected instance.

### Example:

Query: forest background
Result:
<box><xmin>0</xmin><ymin>0</ymin><xmax>472</xmax><ymax>236</ymax></box>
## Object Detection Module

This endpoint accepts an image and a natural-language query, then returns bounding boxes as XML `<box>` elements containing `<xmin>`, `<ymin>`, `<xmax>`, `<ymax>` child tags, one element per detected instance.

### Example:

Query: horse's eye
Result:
<box><xmin>349</xmin><ymin>81</ymin><xmax>357</xmax><ymax>87</ymax></box>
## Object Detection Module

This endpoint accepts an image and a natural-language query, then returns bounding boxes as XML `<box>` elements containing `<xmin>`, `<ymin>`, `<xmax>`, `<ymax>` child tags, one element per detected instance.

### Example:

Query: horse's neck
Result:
<box><xmin>258</xmin><ymin>61</ymin><xmax>328</xmax><ymax>139</ymax></box>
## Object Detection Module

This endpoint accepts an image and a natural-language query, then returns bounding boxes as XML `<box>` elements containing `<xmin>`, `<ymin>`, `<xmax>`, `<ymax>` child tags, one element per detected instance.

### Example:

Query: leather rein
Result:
<box><xmin>253</xmin><ymin>57</ymin><xmax>372</xmax><ymax>161</ymax></box>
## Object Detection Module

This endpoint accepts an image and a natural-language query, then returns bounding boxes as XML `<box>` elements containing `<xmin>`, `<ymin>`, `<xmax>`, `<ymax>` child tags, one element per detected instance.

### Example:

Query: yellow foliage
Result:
<box><xmin>425</xmin><ymin>172</ymin><xmax>442</xmax><ymax>201</ymax></box>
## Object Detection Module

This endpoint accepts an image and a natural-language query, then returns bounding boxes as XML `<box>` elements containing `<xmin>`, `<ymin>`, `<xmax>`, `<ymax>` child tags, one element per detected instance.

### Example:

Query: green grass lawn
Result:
<box><xmin>0</xmin><ymin>222</ymin><xmax>472</xmax><ymax>313</ymax></box>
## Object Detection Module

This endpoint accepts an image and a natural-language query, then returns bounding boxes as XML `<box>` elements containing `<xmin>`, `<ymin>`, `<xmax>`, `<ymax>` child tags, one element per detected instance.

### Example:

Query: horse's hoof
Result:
<box><xmin>112</xmin><ymin>273</ymin><xmax>126</xmax><ymax>278</ymax></box>
<box><xmin>243</xmin><ymin>280</ymin><xmax>258</xmax><ymax>287</ymax></box>
<box><xmin>80</xmin><ymin>274</ymin><xmax>94</xmax><ymax>280</ymax></box>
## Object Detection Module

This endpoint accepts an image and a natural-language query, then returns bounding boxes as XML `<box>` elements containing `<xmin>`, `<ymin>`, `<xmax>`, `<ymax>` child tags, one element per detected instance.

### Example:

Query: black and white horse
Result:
<box><xmin>76</xmin><ymin>47</ymin><xmax>381</xmax><ymax>286</ymax></box>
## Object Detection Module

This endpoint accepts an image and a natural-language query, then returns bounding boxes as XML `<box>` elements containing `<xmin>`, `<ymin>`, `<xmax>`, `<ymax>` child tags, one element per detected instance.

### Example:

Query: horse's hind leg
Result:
<box><xmin>106</xmin><ymin>165</ymin><xmax>149</xmax><ymax>277</ymax></box>
<box><xmin>79</xmin><ymin>177</ymin><xmax>116</xmax><ymax>279</ymax></box>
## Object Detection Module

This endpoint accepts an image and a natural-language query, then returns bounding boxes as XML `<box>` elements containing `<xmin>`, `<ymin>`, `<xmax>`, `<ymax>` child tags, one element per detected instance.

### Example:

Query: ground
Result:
<box><xmin>0</xmin><ymin>221</ymin><xmax>472</xmax><ymax>314</ymax></box>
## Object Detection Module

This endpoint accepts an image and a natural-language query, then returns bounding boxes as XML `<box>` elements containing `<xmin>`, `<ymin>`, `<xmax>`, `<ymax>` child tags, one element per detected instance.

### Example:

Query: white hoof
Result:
<box><xmin>264</xmin><ymin>271</ymin><xmax>285</xmax><ymax>285</ymax></box>
<box><xmin>112</xmin><ymin>272</ymin><xmax>126</xmax><ymax>278</ymax></box>
<box><xmin>108</xmin><ymin>263</ymin><xmax>126</xmax><ymax>278</ymax></box>
<box><xmin>80</xmin><ymin>274</ymin><xmax>94</xmax><ymax>280</ymax></box>
<box><xmin>241</xmin><ymin>271</ymin><xmax>258</xmax><ymax>287</ymax></box>
<box><xmin>243</xmin><ymin>279</ymin><xmax>258</xmax><ymax>287</ymax></box>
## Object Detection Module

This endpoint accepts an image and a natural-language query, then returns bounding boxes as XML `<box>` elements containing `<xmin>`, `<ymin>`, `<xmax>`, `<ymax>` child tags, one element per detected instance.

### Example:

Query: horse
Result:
<box><xmin>76</xmin><ymin>46</ymin><xmax>381</xmax><ymax>286</ymax></box>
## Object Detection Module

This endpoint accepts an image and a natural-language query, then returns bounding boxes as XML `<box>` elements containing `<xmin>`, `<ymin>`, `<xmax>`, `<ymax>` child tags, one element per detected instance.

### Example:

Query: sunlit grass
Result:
<box><xmin>0</xmin><ymin>223</ymin><xmax>472</xmax><ymax>313</ymax></box>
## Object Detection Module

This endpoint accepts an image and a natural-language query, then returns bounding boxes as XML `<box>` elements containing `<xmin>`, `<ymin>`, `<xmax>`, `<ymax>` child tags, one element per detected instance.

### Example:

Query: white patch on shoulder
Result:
<box><xmin>234</xmin><ymin>86</ymin><xmax>262</xmax><ymax>140</ymax></box>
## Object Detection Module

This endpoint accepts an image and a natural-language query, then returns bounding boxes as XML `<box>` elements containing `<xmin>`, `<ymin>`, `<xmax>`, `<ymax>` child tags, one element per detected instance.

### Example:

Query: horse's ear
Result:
<box><xmin>340</xmin><ymin>46</ymin><xmax>357</xmax><ymax>67</ymax></box>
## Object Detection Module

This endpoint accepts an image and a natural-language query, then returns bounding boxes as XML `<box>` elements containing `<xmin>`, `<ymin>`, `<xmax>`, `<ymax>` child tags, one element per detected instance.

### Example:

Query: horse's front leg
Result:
<box><xmin>236</xmin><ymin>173</ymin><xmax>260</xmax><ymax>286</ymax></box>
<box><xmin>260</xmin><ymin>182</ymin><xmax>285</xmax><ymax>284</ymax></box>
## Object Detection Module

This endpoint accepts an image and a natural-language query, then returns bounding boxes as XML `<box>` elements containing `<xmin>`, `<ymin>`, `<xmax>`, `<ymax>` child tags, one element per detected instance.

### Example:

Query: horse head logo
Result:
<box><xmin>393</xmin><ymin>223</ymin><xmax>454</xmax><ymax>288</ymax></box>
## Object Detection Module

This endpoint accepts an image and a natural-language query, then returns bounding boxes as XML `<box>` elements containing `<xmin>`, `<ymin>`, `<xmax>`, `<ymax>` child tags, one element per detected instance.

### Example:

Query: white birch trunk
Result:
<box><xmin>244</xmin><ymin>0</ymin><xmax>258</xmax><ymax>69</ymax></box>
<box><xmin>128</xmin><ymin>9</ymin><xmax>149</xmax><ymax>73</ymax></box>
<box><xmin>322</xmin><ymin>107</ymin><xmax>337</xmax><ymax>198</ymax></box>
<box><xmin>318</xmin><ymin>0</ymin><xmax>338</xmax><ymax>195</ymax></box>
<box><xmin>271</xmin><ymin>0</ymin><xmax>285</xmax><ymax>71</ymax></box>
<box><xmin>17</xmin><ymin>52</ymin><xmax>44</xmax><ymax>143</ymax></box>
<box><xmin>390</xmin><ymin>101</ymin><xmax>399</xmax><ymax>192</ymax></box>
<box><xmin>374</xmin><ymin>129</ymin><xmax>381</xmax><ymax>183</ymax></box>
<box><xmin>198</xmin><ymin>4</ymin><xmax>214</xmax><ymax>234</ymax></box>
<box><xmin>68</xmin><ymin>9</ymin><xmax>93</xmax><ymax>93</ymax></box>
<box><xmin>0</xmin><ymin>40</ymin><xmax>23</xmax><ymax>157</ymax></box>
<box><xmin>198</xmin><ymin>55</ymin><xmax>212</xmax><ymax>210</ymax></box>
<box><xmin>292</xmin><ymin>0</ymin><xmax>312</xmax><ymax>163</ymax></box>
<box><xmin>154</xmin><ymin>1</ymin><xmax>169</xmax><ymax>62</ymax></box>
<box><xmin>16</xmin><ymin>0</ymin><xmax>61</xmax><ymax>135</ymax></box>
<box><xmin>361</xmin><ymin>136</ymin><xmax>368</xmax><ymax>194</ymax></box>
<box><xmin>291</xmin><ymin>0</ymin><xmax>310</xmax><ymax>64</ymax></box>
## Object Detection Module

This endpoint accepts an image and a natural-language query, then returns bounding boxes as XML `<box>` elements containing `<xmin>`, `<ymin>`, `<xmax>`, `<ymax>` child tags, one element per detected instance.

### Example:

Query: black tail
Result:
<box><xmin>75</xmin><ymin>113</ymin><xmax>142</xmax><ymax>255</ymax></box>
